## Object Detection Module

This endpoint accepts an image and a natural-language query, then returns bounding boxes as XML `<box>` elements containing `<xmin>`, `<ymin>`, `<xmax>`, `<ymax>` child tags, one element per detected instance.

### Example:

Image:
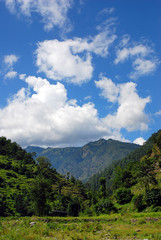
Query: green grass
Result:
<box><xmin>0</xmin><ymin>213</ymin><xmax>161</xmax><ymax>239</ymax></box>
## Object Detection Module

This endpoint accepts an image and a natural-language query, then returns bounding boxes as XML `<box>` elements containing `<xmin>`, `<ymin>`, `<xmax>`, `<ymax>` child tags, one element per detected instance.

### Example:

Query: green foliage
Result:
<box><xmin>29</xmin><ymin>176</ymin><xmax>52</xmax><ymax>216</ymax></box>
<box><xmin>156</xmin><ymin>130</ymin><xmax>161</xmax><ymax>148</ymax></box>
<box><xmin>67</xmin><ymin>198</ymin><xmax>81</xmax><ymax>216</ymax></box>
<box><xmin>0</xmin><ymin>137</ymin><xmax>87</xmax><ymax>217</ymax></box>
<box><xmin>99</xmin><ymin>177</ymin><xmax>106</xmax><ymax>198</ymax></box>
<box><xmin>115</xmin><ymin>187</ymin><xmax>133</xmax><ymax>204</ymax></box>
<box><xmin>0</xmin><ymin>137</ymin><xmax>34</xmax><ymax>165</ymax></box>
<box><xmin>145</xmin><ymin>188</ymin><xmax>161</xmax><ymax>207</ymax></box>
<box><xmin>133</xmin><ymin>194</ymin><xmax>146</xmax><ymax>212</ymax></box>
<box><xmin>0</xmin><ymin>130</ymin><xmax>161</xmax><ymax>218</ymax></box>
<box><xmin>94</xmin><ymin>198</ymin><xmax>117</xmax><ymax>215</ymax></box>
<box><xmin>86</xmin><ymin>131</ymin><xmax>156</xmax><ymax>191</ymax></box>
<box><xmin>136</xmin><ymin>157</ymin><xmax>157</xmax><ymax>191</ymax></box>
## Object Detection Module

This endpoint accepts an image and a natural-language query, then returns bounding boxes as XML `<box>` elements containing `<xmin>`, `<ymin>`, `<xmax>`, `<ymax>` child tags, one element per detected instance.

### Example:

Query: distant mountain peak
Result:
<box><xmin>26</xmin><ymin>138</ymin><xmax>139</xmax><ymax>182</ymax></box>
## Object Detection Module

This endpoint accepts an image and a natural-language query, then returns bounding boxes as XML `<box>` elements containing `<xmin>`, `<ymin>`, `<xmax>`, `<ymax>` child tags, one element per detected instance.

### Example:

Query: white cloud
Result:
<box><xmin>98</xmin><ymin>8</ymin><xmax>115</xmax><ymax>17</ymax></box>
<box><xmin>95</xmin><ymin>77</ymin><xmax>119</xmax><ymax>103</ymax></box>
<box><xmin>19</xmin><ymin>73</ymin><xmax>26</xmax><ymax>80</ymax></box>
<box><xmin>0</xmin><ymin>75</ymin><xmax>116</xmax><ymax>147</ymax></box>
<box><xmin>155</xmin><ymin>110</ymin><xmax>161</xmax><ymax>115</ymax></box>
<box><xmin>87</xmin><ymin>30</ymin><xmax>117</xmax><ymax>57</ymax></box>
<box><xmin>4</xmin><ymin>0</ymin><xmax>73</xmax><ymax>31</ymax></box>
<box><xmin>133</xmin><ymin>137</ymin><xmax>146</xmax><ymax>145</ymax></box>
<box><xmin>114</xmin><ymin>41</ymin><xmax>159</xmax><ymax>79</ymax></box>
<box><xmin>35</xmin><ymin>39</ymin><xmax>93</xmax><ymax>85</ymax></box>
<box><xmin>3</xmin><ymin>54</ymin><xmax>19</xmax><ymax>68</ymax></box>
<box><xmin>129</xmin><ymin>58</ymin><xmax>157</xmax><ymax>79</ymax></box>
<box><xmin>84</xmin><ymin>96</ymin><xmax>92</xmax><ymax>101</ymax></box>
<box><xmin>96</xmin><ymin>76</ymin><xmax>151</xmax><ymax>131</ymax></box>
<box><xmin>4</xmin><ymin>71</ymin><xmax>17</xmax><ymax>79</ymax></box>
<box><xmin>115</xmin><ymin>44</ymin><xmax>151</xmax><ymax>64</ymax></box>
<box><xmin>0</xmin><ymin>75</ymin><xmax>151</xmax><ymax>147</ymax></box>
<box><xmin>35</xmin><ymin>30</ymin><xmax>116</xmax><ymax>85</ymax></box>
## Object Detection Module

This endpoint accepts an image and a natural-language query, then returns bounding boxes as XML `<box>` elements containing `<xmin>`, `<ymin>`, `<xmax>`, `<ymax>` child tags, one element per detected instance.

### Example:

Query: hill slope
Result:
<box><xmin>0</xmin><ymin>137</ymin><xmax>87</xmax><ymax>217</ymax></box>
<box><xmin>26</xmin><ymin>139</ymin><xmax>139</xmax><ymax>181</ymax></box>
<box><xmin>86</xmin><ymin>130</ymin><xmax>161</xmax><ymax>191</ymax></box>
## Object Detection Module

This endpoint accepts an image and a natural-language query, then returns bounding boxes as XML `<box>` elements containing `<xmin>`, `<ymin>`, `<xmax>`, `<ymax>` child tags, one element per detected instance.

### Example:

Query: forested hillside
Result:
<box><xmin>86</xmin><ymin>130</ymin><xmax>160</xmax><ymax>191</ymax></box>
<box><xmin>0</xmin><ymin>130</ymin><xmax>161</xmax><ymax>218</ymax></box>
<box><xmin>0</xmin><ymin>137</ymin><xmax>87</xmax><ymax>217</ymax></box>
<box><xmin>26</xmin><ymin>139</ymin><xmax>139</xmax><ymax>181</ymax></box>
<box><xmin>85</xmin><ymin>130</ymin><xmax>161</xmax><ymax>214</ymax></box>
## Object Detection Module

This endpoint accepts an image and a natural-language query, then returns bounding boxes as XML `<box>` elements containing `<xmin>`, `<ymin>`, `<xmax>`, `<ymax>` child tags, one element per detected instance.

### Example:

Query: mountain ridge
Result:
<box><xmin>26</xmin><ymin>138</ymin><xmax>139</xmax><ymax>181</ymax></box>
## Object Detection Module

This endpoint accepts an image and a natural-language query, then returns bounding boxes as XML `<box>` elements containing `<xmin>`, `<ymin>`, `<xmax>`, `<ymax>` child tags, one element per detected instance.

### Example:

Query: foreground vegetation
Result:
<box><xmin>0</xmin><ymin>212</ymin><xmax>161</xmax><ymax>240</ymax></box>
<box><xmin>0</xmin><ymin>130</ymin><xmax>161</xmax><ymax>240</ymax></box>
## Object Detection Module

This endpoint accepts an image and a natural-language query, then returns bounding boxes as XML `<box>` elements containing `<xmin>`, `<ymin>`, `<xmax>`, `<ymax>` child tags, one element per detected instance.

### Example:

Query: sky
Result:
<box><xmin>0</xmin><ymin>0</ymin><xmax>160</xmax><ymax>148</ymax></box>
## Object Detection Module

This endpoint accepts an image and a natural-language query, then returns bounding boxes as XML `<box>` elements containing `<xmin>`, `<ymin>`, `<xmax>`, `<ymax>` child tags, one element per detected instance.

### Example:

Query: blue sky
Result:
<box><xmin>0</xmin><ymin>0</ymin><xmax>160</xmax><ymax>147</ymax></box>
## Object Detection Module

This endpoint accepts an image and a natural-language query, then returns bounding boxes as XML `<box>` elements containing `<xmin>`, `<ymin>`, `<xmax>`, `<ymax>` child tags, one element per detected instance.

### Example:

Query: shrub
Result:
<box><xmin>152</xmin><ymin>206</ymin><xmax>161</xmax><ymax>212</ymax></box>
<box><xmin>145</xmin><ymin>188</ymin><xmax>161</xmax><ymax>206</ymax></box>
<box><xmin>115</xmin><ymin>187</ymin><xmax>133</xmax><ymax>204</ymax></box>
<box><xmin>67</xmin><ymin>198</ymin><xmax>81</xmax><ymax>217</ymax></box>
<box><xmin>94</xmin><ymin>198</ymin><xmax>117</xmax><ymax>215</ymax></box>
<box><xmin>133</xmin><ymin>194</ymin><xmax>146</xmax><ymax>211</ymax></box>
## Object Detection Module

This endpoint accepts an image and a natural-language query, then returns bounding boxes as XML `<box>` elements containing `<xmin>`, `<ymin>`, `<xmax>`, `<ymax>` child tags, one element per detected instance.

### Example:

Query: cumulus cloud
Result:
<box><xmin>114</xmin><ymin>40</ymin><xmax>159</xmax><ymax>79</ymax></box>
<box><xmin>133</xmin><ymin>137</ymin><xmax>146</xmax><ymax>145</ymax></box>
<box><xmin>35</xmin><ymin>30</ymin><xmax>116</xmax><ymax>84</ymax></box>
<box><xmin>0</xmin><ymin>76</ymin><xmax>115</xmax><ymax>147</ymax></box>
<box><xmin>95</xmin><ymin>76</ymin><xmax>119</xmax><ymax>103</ymax></box>
<box><xmin>96</xmin><ymin>76</ymin><xmax>151</xmax><ymax>131</ymax></box>
<box><xmin>3</xmin><ymin>54</ymin><xmax>19</xmax><ymax>68</ymax></box>
<box><xmin>35</xmin><ymin>39</ymin><xmax>93</xmax><ymax>85</ymax></box>
<box><xmin>4</xmin><ymin>0</ymin><xmax>73</xmax><ymax>31</ymax></box>
<box><xmin>0</xmin><ymin>74</ymin><xmax>151</xmax><ymax>147</ymax></box>
<box><xmin>4</xmin><ymin>71</ymin><xmax>17</xmax><ymax>79</ymax></box>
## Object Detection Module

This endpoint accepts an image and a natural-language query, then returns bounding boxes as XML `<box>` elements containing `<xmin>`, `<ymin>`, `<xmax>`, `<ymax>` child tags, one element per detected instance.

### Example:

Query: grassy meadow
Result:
<box><xmin>0</xmin><ymin>212</ymin><xmax>161</xmax><ymax>240</ymax></box>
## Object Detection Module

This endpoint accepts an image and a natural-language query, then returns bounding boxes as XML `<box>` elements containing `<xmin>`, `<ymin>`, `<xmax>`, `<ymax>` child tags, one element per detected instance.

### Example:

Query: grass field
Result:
<box><xmin>0</xmin><ymin>213</ymin><xmax>161</xmax><ymax>240</ymax></box>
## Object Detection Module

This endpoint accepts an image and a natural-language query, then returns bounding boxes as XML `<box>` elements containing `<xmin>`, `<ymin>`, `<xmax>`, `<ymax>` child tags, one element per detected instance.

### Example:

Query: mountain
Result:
<box><xmin>26</xmin><ymin>139</ymin><xmax>139</xmax><ymax>181</ymax></box>
<box><xmin>86</xmin><ymin>130</ymin><xmax>161</xmax><ymax>191</ymax></box>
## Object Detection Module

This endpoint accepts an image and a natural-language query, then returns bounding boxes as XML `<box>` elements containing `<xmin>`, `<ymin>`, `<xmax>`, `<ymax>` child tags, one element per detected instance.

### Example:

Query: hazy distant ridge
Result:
<box><xmin>26</xmin><ymin>139</ymin><xmax>139</xmax><ymax>181</ymax></box>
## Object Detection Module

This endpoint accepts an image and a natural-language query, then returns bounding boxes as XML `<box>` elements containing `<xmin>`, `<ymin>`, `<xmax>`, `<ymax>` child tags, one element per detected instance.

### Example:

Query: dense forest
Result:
<box><xmin>0</xmin><ymin>130</ymin><xmax>161</xmax><ymax>217</ymax></box>
<box><xmin>0</xmin><ymin>137</ymin><xmax>87</xmax><ymax>217</ymax></box>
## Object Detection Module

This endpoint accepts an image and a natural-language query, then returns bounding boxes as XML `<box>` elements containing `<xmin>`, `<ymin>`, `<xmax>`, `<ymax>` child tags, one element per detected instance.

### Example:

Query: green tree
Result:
<box><xmin>133</xmin><ymin>194</ymin><xmax>146</xmax><ymax>212</ymax></box>
<box><xmin>145</xmin><ymin>188</ymin><xmax>161</xmax><ymax>207</ymax></box>
<box><xmin>99</xmin><ymin>177</ymin><xmax>106</xmax><ymax>198</ymax></box>
<box><xmin>112</xmin><ymin>166</ymin><xmax>123</xmax><ymax>190</ymax></box>
<box><xmin>67</xmin><ymin>198</ymin><xmax>81</xmax><ymax>216</ymax></box>
<box><xmin>115</xmin><ymin>187</ymin><xmax>133</xmax><ymax>204</ymax></box>
<box><xmin>94</xmin><ymin>199</ymin><xmax>117</xmax><ymax>215</ymax></box>
<box><xmin>30</xmin><ymin>176</ymin><xmax>52</xmax><ymax>216</ymax></box>
<box><xmin>136</xmin><ymin>157</ymin><xmax>157</xmax><ymax>192</ymax></box>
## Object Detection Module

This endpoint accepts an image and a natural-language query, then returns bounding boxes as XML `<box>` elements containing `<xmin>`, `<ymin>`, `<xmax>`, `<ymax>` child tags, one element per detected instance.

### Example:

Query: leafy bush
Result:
<box><xmin>145</xmin><ymin>188</ymin><xmax>161</xmax><ymax>206</ymax></box>
<box><xmin>152</xmin><ymin>206</ymin><xmax>161</xmax><ymax>212</ymax></box>
<box><xmin>83</xmin><ymin>206</ymin><xmax>94</xmax><ymax>216</ymax></box>
<box><xmin>94</xmin><ymin>198</ymin><xmax>117</xmax><ymax>215</ymax></box>
<box><xmin>67</xmin><ymin>198</ymin><xmax>81</xmax><ymax>217</ymax></box>
<box><xmin>133</xmin><ymin>194</ymin><xmax>146</xmax><ymax>212</ymax></box>
<box><xmin>115</xmin><ymin>187</ymin><xmax>133</xmax><ymax>204</ymax></box>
